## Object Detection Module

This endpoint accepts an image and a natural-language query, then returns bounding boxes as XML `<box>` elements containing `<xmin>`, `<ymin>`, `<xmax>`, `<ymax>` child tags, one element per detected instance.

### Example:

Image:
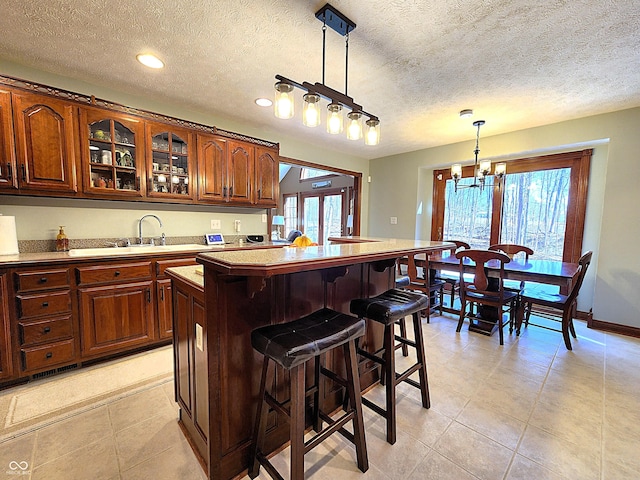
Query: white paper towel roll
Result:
<box><xmin>0</xmin><ymin>215</ymin><xmax>19</xmax><ymax>255</ymax></box>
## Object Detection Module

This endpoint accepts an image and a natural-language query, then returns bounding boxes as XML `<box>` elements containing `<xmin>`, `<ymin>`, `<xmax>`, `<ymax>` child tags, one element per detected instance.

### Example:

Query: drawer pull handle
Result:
<box><xmin>114</xmin><ymin>271</ymin><xmax>121</xmax><ymax>276</ymax></box>
<box><xmin>42</xmin><ymin>302</ymin><xmax>49</xmax><ymax>308</ymax></box>
<box><xmin>40</xmin><ymin>277</ymin><xmax>48</xmax><ymax>283</ymax></box>
<box><xmin>43</xmin><ymin>327</ymin><xmax>51</xmax><ymax>334</ymax></box>
<box><xmin>45</xmin><ymin>352</ymin><xmax>53</xmax><ymax>359</ymax></box>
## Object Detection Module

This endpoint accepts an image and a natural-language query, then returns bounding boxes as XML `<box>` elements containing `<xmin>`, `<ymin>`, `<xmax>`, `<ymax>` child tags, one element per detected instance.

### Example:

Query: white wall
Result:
<box><xmin>369</xmin><ymin>107</ymin><xmax>640</xmax><ymax>328</ymax></box>
<box><xmin>0</xmin><ymin>61</ymin><xmax>370</xmax><ymax>240</ymax></box>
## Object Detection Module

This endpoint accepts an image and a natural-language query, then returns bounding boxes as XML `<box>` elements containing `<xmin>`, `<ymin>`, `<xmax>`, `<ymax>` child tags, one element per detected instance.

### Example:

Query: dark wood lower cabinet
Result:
<box><xmin>169</xmin><ymin>260</ymin><xmax>393</xmax><ymax>480</ymax></box>
<box><xmin>0</xmin><ymin>273</ymin><xmax>13</xmax><ymax>381</ymax></box>
<box><xmin>79</xmin><ymin>281</ymin><xmax>155</xmax><ymax>357</ymax></box>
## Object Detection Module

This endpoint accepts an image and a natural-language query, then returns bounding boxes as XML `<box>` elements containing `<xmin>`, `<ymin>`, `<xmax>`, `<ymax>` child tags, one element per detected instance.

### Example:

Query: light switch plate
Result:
<box><xmin>210</xmin><ymin>219</ymin><xmax>221</xmax><ymax>230</ymax></box>
<box><xmin>195</xmin><ymin>323</ymin><xmax>203</xmax><ymax>351</ymax></box>
<box><xmin>390</xmin><ymin>216</ymin><xmax>398</xmax><ymax>224</ymax></box>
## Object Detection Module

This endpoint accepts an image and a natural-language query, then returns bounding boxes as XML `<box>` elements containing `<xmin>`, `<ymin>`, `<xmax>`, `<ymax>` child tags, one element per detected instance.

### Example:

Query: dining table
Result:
<box><xmin>412</xmin><ymin>250</ymin><xmax>581</xmax><ymax>335</ymax></box>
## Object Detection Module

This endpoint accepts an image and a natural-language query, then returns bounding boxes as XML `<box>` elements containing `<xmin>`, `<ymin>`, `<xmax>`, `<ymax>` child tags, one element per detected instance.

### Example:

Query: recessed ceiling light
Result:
<box><xmin>136</xmin><ymin>53</ymin><xmax>164</xmax><ymax>69</ymax></box>
<box><xmin>459</xmin><ymin>109</ymin><xmax>473</xmax><ymax>118</ymax></box>
<box><xmin>255</xmin><ymin>98</ymin><xmax>272</xmax><ymax>107</ymax></box>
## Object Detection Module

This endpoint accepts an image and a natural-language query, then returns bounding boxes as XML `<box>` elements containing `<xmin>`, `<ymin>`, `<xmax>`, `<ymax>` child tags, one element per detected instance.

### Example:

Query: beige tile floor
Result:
<box><xmin>1</xmin><ymin>312</ymin><xmax>639</xmax><ymax>480</ymax></box>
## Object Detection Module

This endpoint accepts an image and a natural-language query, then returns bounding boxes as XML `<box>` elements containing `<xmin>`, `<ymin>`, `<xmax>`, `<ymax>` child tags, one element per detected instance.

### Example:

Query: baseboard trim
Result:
<box><xmin>588</xmin><ymin>317</ymin><xmax>640</xmax><ymax>339</ymax></box>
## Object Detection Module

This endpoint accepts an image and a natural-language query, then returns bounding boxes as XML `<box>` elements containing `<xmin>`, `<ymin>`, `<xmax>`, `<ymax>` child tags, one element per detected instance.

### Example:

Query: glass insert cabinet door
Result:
<box><xmin>82</xmin><ymin>108</ymin><xmax>144</xmax><ymax>196</ymax></box>
<box><xmin>149</xmin><ymin>132</ymin><xmax>190</xmax><ymax>197</ymax></box>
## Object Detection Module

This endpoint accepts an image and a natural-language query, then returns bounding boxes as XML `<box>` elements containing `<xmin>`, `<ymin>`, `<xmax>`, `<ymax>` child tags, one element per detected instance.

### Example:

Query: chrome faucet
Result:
<box><xmin>138</xmin><ymin>214</ymin><xmax>164</xmax><ymax>246</ymax></box>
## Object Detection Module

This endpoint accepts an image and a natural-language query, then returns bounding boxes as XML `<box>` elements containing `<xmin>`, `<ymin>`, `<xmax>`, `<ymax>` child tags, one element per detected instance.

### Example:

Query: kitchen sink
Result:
<box><xmin>68</xmin><ymin>244</ymin><xmax>224</xmax><ymax>257</ymax></box>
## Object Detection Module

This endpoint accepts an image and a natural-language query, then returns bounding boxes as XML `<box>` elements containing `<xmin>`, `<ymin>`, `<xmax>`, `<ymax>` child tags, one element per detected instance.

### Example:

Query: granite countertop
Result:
<box><xmin>166</xmin><ymin>264</ymin><xmax>204</xmax><ymax>289</ymax></box>
<box><xmin>198</xmin><ymin>238</ymin><xmax>453</xmax><ymax>277</ymax></box>
<box><xmin>0</xmin><ymin>242</ymin><xmax>283</xmax><ymax>267</ymax></box>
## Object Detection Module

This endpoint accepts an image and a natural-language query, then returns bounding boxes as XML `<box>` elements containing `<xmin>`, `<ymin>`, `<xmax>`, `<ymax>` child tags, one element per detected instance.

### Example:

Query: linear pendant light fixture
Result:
<box><xmin>274</xmin><ymin>3</ymin><xmax>380</xmax><ymax>145</ymax></box>
<box><xmin>451</xmin><ymin>120</ymin><xmax>506</xmax><ymax>193</ymax></box>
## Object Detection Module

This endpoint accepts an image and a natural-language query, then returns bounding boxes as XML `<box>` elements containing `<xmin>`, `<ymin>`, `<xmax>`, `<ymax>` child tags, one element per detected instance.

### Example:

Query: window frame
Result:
<box><xmin>431</xmin><ymin>149</ymin><xmax>592</xmax><ymax>263</ymax></box>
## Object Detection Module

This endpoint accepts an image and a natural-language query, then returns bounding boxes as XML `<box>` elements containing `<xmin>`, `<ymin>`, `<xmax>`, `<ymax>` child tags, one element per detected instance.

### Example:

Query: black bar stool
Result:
<box><xmin>248</xmin><ymin>308</ymin><xmax>369</xmax><ymax>480</ymax></box>
<box><xmin>350</xmin><ymin>289</ymin><xmax>431</xmax><ymax>444</ymax></box>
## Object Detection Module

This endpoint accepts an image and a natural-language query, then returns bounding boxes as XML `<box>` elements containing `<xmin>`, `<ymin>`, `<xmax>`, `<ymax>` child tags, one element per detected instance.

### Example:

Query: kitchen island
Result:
<box><xmin>168</xmin><ymin>238</ymin><xmax>450</xmax><ymax>479</ymax></box>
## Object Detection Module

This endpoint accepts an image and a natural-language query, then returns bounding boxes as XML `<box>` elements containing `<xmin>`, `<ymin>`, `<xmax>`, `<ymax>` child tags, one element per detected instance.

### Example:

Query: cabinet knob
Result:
<box><xmin>42</xmin><ymin>302</ymin><xmax>49</xmax><ymax>308</ymax></box>
<box><xmin>45</xmin><ymin>352</ymin><xmax>53</xmax><ymax>359</ymax></box>
<box><xmin>40</xmin><ymin>277</ymin><xmax>48</xmax><ymax>283</ymax></box>
<box><xmin>43</xmin><ymin>327</ymin><xmax>51</xmax><ymax>334</ymax></box>
<box><xmin>6</xmin><ymin>163</ymin><xmax>12</xmax><ymax>179</ymax></box>
<box><xmin>114</xmin><ymin>271</ymin><xmax>121</xmax><ymax>276</ymax></box>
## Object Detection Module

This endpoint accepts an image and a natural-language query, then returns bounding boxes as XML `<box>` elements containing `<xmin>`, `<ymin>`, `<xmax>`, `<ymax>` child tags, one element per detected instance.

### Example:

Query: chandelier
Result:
<box><xmin>451</xmin><ymin>120</ymin><xmax>506</xmax><ymax>192</ymax></box>
<box><xmin>273</xmin><ymin>3</ymin><xmax>380</xmax><ymax>145</ymax></box>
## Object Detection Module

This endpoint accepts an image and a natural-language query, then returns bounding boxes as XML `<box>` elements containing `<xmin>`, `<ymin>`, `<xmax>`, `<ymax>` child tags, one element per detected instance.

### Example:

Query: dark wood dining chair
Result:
<box><xmin>436</xmin><ymin>240</ymin><xmax>470</xmax><ymax>308</ymax></box>
<box><xmin>404</xmin><ymin>253</ymin><xmax>445</xmax><ymax>323</ymax></box>
<box><xmin>489</xmin><ymin>243</ymin><xmax>534</xmax><ymax>305</ymax></box>
<box><xmin>455</xmin><ymin>249</ymin><xmax>519</xmax><ymax>345</ymax></box>
<box><xmin>517</xmin><ymin>251</ymin><xmax>592</xmax><ymax>350</ymax></box>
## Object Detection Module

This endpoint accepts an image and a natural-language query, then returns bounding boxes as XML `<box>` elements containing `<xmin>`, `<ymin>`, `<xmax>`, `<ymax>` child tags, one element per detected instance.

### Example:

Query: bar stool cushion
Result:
<box><xmin>395</xmin><ymin>275</ymin><xmax>411</xmax><ymax>288</ymax></box>
<box><xmin>251</xmin><ymin>308</ymin><xmax>365</xmax><ymax>369</ymax></box>
<box><xmin>350</xmin><ymin>289</ymin><xmax>429</xmax><ymax>326</ymax></box>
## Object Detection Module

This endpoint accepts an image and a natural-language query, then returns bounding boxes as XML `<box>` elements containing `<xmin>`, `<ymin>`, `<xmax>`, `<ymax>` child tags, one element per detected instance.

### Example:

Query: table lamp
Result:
<box><xmin>272</xmin><ymin>215</ymin><xmax>285</xmax><ymax>240</ymax></box>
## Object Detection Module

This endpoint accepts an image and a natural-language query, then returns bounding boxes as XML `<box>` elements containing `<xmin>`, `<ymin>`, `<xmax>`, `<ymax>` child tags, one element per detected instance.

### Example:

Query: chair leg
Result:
<box><xmin>410</xmin><ymin>312</ymin><xmax>430</xmax><ymax>409</ymax></box>
<box><xmin>290</xmin><ymin>363</ymin><xmax>306</xmax><ymax>480</ymax></box>
<box><xmin>383</xmin><ymin>323</ymin><xmax>397</xmax><ymax>444</ymax></box>
<box><xmin>313</xmin><ymin>354</ymin><xmax>323</xmax><ymax>432</ymax></box>
<box><xmin>397</xmin><ymin>318</ymin><xmax>409</xmax><ymax>356</ymax></box>
<box><xmin>343</xmin><ymin>340</ymin><xmax>369</xmax><ymax>473</ymax></box>
<box><xmin>438</xmin><ymin>286</ymin><xmax>444</xmax><ymax>316</ymax></box>
<box><xmin>456</xmin><ymin>297</ymin><xmax>466</xmax><ymax>332</ymax></box>
<box><xmin>562</xmin><ymin>308</ymin><xmax>573</xmax><ymax>350</ymax></box>
<box><xmin>498</xmin><ymin>309</ymin><xmax>505</xmax><ymax>346</ymax></box>
<box><xmin>248</xmin><ymin>358</ymin><xmax>272</xmax><ymax>479</ymax></box>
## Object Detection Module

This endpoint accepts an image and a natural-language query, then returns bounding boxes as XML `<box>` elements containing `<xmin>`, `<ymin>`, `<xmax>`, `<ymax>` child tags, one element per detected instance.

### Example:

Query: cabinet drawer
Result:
<box><xmin>17</xmin><ymin>291</ymin><xmax>72</xmax><ymax>319</ymax></box>
<box><xmin>76</xmin><ymin>262</ymin><xmax>152</xmax><ymax>285</ymax></box>
<box><xmin>19</xmin><ymin>316</ymin><xmax>73</xmax><ymax>347</ymax></box>
<box><xmin>21</xmin><ymin>339</ymin><xmax>75</xmax><ymax>372</ymax></box>
<box><xmin>156</xmin><ymin>257</ymin><xmax>198</xmax><ymax>277</ymax></box>
<box><xmin>15</xmin><ymin>269</ymin><xmax>70</xmax><ymax>292</ymax></box>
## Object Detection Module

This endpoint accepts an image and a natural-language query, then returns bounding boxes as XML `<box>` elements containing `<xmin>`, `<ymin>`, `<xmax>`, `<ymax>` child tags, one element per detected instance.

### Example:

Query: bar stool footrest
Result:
<box><xmin>361</xmin><ymin>396</ymin><xmax>387</xmax><ymax>417</ymax></box>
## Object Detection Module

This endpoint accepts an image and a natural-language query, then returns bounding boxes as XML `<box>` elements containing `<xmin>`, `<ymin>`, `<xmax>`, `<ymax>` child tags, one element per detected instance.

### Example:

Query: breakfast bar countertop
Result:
<box><xmin>197</xmin><ymin>238</ymin><xmax>452</xmax><ymax>277</ymax></box>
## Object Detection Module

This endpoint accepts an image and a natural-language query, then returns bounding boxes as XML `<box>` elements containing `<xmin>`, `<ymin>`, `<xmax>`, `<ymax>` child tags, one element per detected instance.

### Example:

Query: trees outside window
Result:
<box><xmin>433</xmin><ymin>150</ymin><xmax>591</xmax><ymax>263</ymax></box>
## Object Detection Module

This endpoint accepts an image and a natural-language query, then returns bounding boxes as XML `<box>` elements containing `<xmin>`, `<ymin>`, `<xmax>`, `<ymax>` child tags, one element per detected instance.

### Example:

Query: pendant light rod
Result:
<box><xmin>345</xmin><ymin>32</ymin><xmax>349</xmax><ymax>97</ymax></box>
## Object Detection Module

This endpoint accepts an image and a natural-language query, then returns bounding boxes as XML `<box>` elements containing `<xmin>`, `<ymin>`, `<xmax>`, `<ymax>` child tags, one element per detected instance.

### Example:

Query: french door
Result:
<box><xmin>301</xmin><ymin>189</ymin><xmax>347</xmax><ymax>244</ymax></box>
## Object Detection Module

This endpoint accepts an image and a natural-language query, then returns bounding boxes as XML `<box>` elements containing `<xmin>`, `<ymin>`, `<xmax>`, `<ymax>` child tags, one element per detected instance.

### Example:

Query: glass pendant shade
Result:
<box><xmin>494</xmin><ymin>162</ymin><xmax>507</xmax><ymax>178</ymax></box>
<box><xmin>327</xmin><ymin>103</ymin><xmax>344</xmax><ymax>134</ymax></box>
<box><xmin>451</xmin><ymin>163</ymin><xmax>462</xmax><ymax>179</ymax></box>
<box><xmin>364</xmin><ymin>118</ymin><xmax>380</xmax><ymax>145</ymax></box>
<box><xmin>346</xmin><ymin>111</ymin><xmax>363</xmax><ymax>140</ymax></box>
<box><xmin>479</xmin><ymin>159</ymin><xmax>492</xmax><ymax>177</ymax></box>
<box><xmin>302</xmin><ymin>93</ymin><xmax>321</xmax><ymax>127</ymax></box>
<box><xmin>274</xmin><ymin>82</ymin><xmax>294</xmax><ymax>119</ymax></box>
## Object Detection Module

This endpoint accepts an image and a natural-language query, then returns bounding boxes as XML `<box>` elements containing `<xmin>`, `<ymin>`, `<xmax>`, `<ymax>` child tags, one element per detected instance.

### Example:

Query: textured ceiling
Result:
<box><xmin>1</xmin><ymin>0</ymin><xmax>639</xmax><ymax>160</ymax></box>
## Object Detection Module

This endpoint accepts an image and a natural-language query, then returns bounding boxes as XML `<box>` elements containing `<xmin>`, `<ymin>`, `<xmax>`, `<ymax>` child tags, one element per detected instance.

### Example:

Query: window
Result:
<box><xmin>283</xmin><ymin>194</ymin><xmax>298</xmax><ymax>235</ymax></box>
<box><xmin>300</xmin><ymin>167</ymin><xmax>335</xmax><ymax>180</ymax></box>
<box><xmin>432</xmin><ymin>149</ymin><xmax>592</xmax><ymax>262</ymax></box>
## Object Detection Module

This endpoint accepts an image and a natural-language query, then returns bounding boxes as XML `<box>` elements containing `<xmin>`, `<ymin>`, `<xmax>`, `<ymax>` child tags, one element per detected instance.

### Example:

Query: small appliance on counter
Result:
<box><xmin>246</xmin><ymin>235</ymin><xmax>264</xmax><ymax>243</ymax></box>
<box><xmin>0</xmin><ymin>214</ymin><xmax>19</xmax><ymax>255</ymax></box>
<box><xmin>204</xmin><ymin>233</ymin><xmax>225</xmax><ymax>245</ymax></box>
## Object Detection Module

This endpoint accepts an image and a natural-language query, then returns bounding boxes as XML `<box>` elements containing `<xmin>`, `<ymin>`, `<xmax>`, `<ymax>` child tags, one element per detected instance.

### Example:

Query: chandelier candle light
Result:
<box><xmin>274</xmin><ymin>3</ymin><xmax>380</xmax><ymax>145</ymax></box>
<box><xmin>451</xmin><ymin>120</ymin><xmax>506</xmax><ymax>192</ymax></box>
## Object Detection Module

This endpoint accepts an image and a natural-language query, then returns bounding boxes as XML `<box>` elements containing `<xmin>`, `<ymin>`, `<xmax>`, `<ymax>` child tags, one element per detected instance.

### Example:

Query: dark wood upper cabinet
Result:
<box><xmin>227</xmin><ymin>140</ymin><xmax>253</xmax><ymax>204</ymax></box>
<box><xmin>79</xmin><ymin>107</ymin><xmax>145</xmax><ymax>197</ymax></box>
<box><xmin>197</xmin><ymin>133</ymin><xmax>227</xmax><ymax>203</ymax></box>
<box><xmin>254</xmin><ymin>146</ymin><xmax>278</xmax><ymax>206</ymax></box>
<box><xmin>12</xmin><ymin>91</ymin><xmax>78</xmax><ymax>193</ymax></box>
<box><xmin>0</xmin><ymin>89</ymin><xmax>17</xmax><ymax>191</ymax></box>
<box><xmin>145</xmin><ymin>122</ymin><xmax>195</xmax><ymax>201</ymax></box>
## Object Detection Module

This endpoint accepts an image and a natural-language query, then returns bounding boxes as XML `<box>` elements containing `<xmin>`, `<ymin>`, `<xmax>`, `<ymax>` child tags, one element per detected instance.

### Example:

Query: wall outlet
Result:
<box><xmin>210</xmin><ymin>219</ymin><xmax>221</xmax><ymax>230</ymax></box>
<box><xmin>261</xmin><ymin>213</ymin><xmax>267</xmax><ymax>223</ymax></box>
<box><xmin>195</xmin><ymin>323</ymin><xmax>203</xmax><ymax>351</ymax></box>
<box><xmin>390</xmin><ymin>216</ymin><xmax>398</xmax><ymax>225</ymax></box>
<box><xmin>234</xmin><ymin>220</ymin><xmax>241</xmax><ymax>232</ymax></box>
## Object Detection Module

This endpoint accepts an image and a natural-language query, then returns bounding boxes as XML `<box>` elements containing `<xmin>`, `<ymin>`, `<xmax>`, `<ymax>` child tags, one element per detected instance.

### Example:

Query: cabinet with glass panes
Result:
<box><xmin>80</xmin><ymin>108</ymin><xmax>145</xmax><ymax>197</ymax></box>
<box><xmin>146</xmin><ymin>123</ymin><xmax>194</xmax><ymax>200</ymax></box>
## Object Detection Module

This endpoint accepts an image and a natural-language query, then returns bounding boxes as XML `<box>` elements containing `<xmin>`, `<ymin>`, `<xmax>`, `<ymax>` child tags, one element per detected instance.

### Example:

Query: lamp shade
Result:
<box><xmin>346</xmin><ymin>111</ymin><xmax>363</xmax><ymax>140</ymax></box>
<box><xmin>364</xmin><ymin>118</ymin><xmax>380</xmax><ymax>145</ymax></box>
<box><xmin>274</xmin><ymin>82</ymin><xmax>294</xmax><ymax>119</ymax></box>
<box><xmin>302</xmin><ymin>93</ymin><xmax>321</xmax><ymax>127</ymax></box>
<box><xmin>346</xmin><ymin>214</ymin><xmax>354</xmax><ymax>228</ymax></box>
<box><xmin>272</xmin><ymin>215</ymin><xmax>285</xmax><ymax>226</ymax></box>
<box><xmin>327</xmin><ymin>103</ymin><xmax>344</xmax><ymax>134</ymax></box>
